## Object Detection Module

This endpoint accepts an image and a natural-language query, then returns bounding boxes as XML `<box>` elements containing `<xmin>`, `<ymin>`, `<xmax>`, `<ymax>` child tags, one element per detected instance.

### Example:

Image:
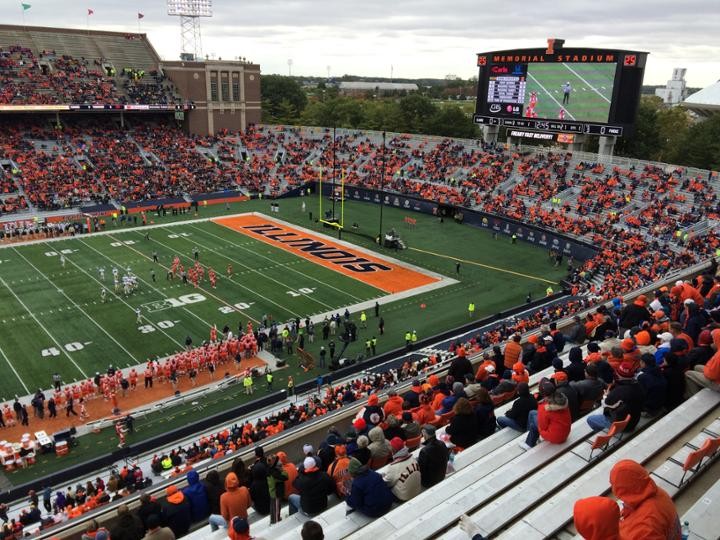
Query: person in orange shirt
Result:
<box><xmin>383</xmin><ymin>390</ymin><xmax>404</xmax><ymax>418</ymax></box>
<box><xmin>573</xmin><ymin>496</ymin><xmax>620</xmax><ymax>540</ymax></box>
<box><xmin>511</xmin><ymin>361</ymin><xmax>530</xmax><ymax>385</ymax></box>
<box><xmin>609</xmin><ymin>460</ymin><xmax>680</xmax><ymax>540</ymax></box>
<box><xmin>503</xmin><ymin>334</ymin><xmax>523</xmax><ymax>370</ymax></box>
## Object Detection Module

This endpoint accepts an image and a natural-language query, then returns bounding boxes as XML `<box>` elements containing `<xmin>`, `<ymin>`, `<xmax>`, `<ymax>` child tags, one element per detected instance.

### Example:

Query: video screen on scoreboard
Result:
<box><xmin>486</xmin><ymin>62</ymin><xmax>617</xmax><ymax>123</ymax></box>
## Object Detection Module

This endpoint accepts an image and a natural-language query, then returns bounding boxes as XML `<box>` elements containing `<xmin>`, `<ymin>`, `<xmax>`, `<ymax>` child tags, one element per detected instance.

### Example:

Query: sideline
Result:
<box><xmin>408</xmin><ymin>246</ymin><xmax>558</xmax><ymax>284</ymax></box>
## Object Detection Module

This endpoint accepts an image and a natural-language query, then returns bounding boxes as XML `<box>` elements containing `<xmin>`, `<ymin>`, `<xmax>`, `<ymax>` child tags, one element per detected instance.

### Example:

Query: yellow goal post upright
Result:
<box><xmin>318</xmin><ymin>166</ymin><xmax>345</xmax><ymax>232</ymax></box>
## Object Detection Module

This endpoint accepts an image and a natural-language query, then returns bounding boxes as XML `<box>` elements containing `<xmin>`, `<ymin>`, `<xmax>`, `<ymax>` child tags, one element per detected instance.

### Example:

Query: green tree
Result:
<box><xmin>398</xmin><ymin>94</ymin><xmax>437</xmax><ymax>133</ymax></box>
<box><xmin>261</xmin><ymin>75</ymin><xmax>307</xmax><ymax>123</ymax></box>
<box><xmin>655</xmin><ymin>106</ymin><xmax>690</xmax><ymax>162</ymax></box>
<box><xmin>671</xmin><ymin>113</ymin><xmax>720</xmax><ymax>170</ymax></box>
<box><xmin>615</xmin><ymin>96</ymin><xmax>661</xmax><ymax>160</ymax></box>
<box><xmin>425</xmin><ymin>105</ymin><xmax>478</xmax><ymax>138</ymax></box>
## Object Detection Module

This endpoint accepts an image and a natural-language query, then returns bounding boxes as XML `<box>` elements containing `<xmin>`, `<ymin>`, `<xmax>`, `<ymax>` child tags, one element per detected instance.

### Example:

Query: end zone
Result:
<box><xmin>213</xmin><ymin>213</ymin><xmax>450</xmax><ymax>294</ymax></box>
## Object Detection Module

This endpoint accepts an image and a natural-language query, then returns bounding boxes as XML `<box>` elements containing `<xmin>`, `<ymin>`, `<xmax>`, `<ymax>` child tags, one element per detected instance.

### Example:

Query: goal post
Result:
<box><xmin>318</xmin><ymin>167</ymin><xmax>345</xmax><ymax>231</ymax></box>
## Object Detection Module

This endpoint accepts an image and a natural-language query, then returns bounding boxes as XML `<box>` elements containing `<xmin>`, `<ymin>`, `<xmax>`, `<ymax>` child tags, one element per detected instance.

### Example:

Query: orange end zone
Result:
<box><xmin>213</xmin><ymin>214</ymin><xmax>440</xmax><ymax>293</ymax></box>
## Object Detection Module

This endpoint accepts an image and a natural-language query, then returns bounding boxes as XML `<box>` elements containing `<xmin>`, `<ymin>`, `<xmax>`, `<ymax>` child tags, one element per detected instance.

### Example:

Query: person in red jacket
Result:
<box><xmin>573</xmin><ymin>496</ymin><xmax>620</xmax><ymax>540</ymax></box>
<box><xmin>685</xmin><ymin>328</ymin><xmax>720</xmax><ymax>396</ymax></box>
<box><xmin>610</xmin><ymin>459</ymin><xmax>681</xmax><ymax>540</ymax></box>
<box><xmin>520</xmin><ymin>380</ymin><xmax>571</xmax><ymax>449</ymax></box>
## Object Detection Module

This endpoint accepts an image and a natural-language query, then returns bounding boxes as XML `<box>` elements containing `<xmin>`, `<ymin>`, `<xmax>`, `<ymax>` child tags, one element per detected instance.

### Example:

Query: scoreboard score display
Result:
<box><xmin>474</xmin><ymin>41</ymin><xmax>647</xmax><ymax>137</ymax></box>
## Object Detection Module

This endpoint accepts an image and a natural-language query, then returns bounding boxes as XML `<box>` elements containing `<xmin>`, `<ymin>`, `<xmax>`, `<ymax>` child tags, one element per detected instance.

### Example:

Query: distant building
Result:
<box><xmin>682</xmin><ymin>79</ymin><xmax>720</xmax><ymax>118</ymax></box>
<box><xmin>339</xmin><ymin>81</ymin><xmax>418</xmax><ymax>96</ymax></box>
<box><xmin>163</xmin><ymin>59</ymin><xmax>261</xmax><ymax>136</ymax></box>
<box><xmin>655</xmin><ymin>68</ymin><xmax>688</xmax><ymax>105</ymax></box>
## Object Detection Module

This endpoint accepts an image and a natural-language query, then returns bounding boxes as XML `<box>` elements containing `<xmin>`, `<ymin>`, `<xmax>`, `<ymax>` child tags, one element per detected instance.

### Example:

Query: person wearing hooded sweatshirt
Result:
<box><xmin>276</xmin><ymin>451</ymin><xmax>298</xmax><ymax>499</ymax></box>
<box><xmin>367</xmin><ymin>425</ymin><xmax>392</xmax><ymax>466</ymax></box>
<box><xmin>587</xmin><ymin>362</ymin><xmax>645</xmax><ymax>433</ymax></box>
<box><xmin>327</xmin><ymin>444</ymin><xmax>352</xmax><ymax>497</ymax></box>
<box><xmin>137</xmin><ymin>492</ymin><xmax>163</xmax><ymax>532</ymax></box>
<box><xmin>619</xmin><ymin>295</ymin><xmax>652</xmax><ymax>332</ymax></box>
<box><xmin>521</xmin><ymin>380</ymin><xmax>571</xmax><ymax>449</ymax></box>
<box><xmin>402</xmin><ymin>379</ymin><xmax>423</xmax><ymax>408</ymax></box>
<box><xmin>446</xmin><ymin>397</ymin><xmax>479</xmax><ymax>448</ymax></box>
<box><xmin>565</xmin><ymin>347</ymin><xmax>586</xmax><ymax>382</ymax></box>
<box><xmin>362</xmin><ymin>393</ymin><xmax>385</xmax><ymax>427</ymax></box>
<box><xmin>209</xmin><ymin>472</ymin><xmax>251</xmax><ymax>531</ymax></box>
<box><xmin>572</xmin><ymin>496</ymin><xmax>620</xmax><ymax>540</ymax></box>
<box><xmin>383</xmin><ymin>390</ymin><xmax>404</xmax><ymax>418</ymax></box>
<box><xmin>161</xmin><ymin>486</ymin><xmax>191</xmax><ymax>538</ymax></box>
<box><xmin>346</xmin><ymin>457</ymin><xmax>393</xmax><ymax>517</ymax></box>
<box><xmin>571</xmin><ymin>362</ymin><xmax>606</xmax><ymax>414</ymax></box>
<box><xmin>249</xmin><ymin>447</ymin><xmax>270</xmax><ymax>515</ymax></box>
<box><xmin>110</xmin><ymin>504</ymin><xmax>144</xmax><ymax>540</ymax></box>
<box><xmin>637</xmin><ymin>353</ymin><xmax>667</xmax><ymax>416</ymax></box>
<box><xmin>610</xmin><ymin>460</ymin><xmax>681</xmax><ymax>539</ymax></box>
<box><xmin>202</xmin><ymin>469</ymin><xmax>224</xmax><ymax>517</ymax></box>
<box><xmin>383</xmin><ymin>437</ymin><xmax>421</xmax><ymax>502</ymax></box>
<box><xmin>290</xmin><ymin>456</ymin><xmax>335</xmax><ymax>515</ymax></box>
<box><xmin>686</xmin><ymin>329</ymin><xmax>714</xmax><ymax>369</ymax></box>
<box><xmin>181</xmin><ymin>470</ymin><xmax>209</xmax><ymax>523</ymax></box>
<box><xmin>685</xmin><ymin>327</ymin><xmax>720</xmax><ymax>396</ymax></box>
<box><xmin>497</xmin><ymin>382</ymin><xmax>537</xmax><ymax>432</ymax></box>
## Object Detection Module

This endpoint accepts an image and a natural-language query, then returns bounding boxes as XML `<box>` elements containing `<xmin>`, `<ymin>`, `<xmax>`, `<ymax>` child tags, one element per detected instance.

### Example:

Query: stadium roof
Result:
<box><xmin>339</xmin><ymin>81</ymin><xmax>418</xmax><ymax>91</ymax></box>
<box><xmin>682</xmin><ymin>80</ymin><xmax>720</xmax><ymax>116</ymax></box>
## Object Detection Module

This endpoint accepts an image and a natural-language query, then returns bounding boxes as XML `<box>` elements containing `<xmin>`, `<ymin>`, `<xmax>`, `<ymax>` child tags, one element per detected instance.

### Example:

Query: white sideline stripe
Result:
<box><xmin>12</xmin><ymin>247</ymin><xmax>139</xmax><ymax>364</ymax></box>
<box><xmin>0</xmin><ymin>275</ymin><xmax>88</xmax><ymax>378</ymax></box>
<box><xmin>0</xmin><ymin>341</ymin><xmax>30</xmax><ymax>394</ymax></box>
<box><xmin>188</xmin><ymin>222</ymin><xmax>367</xmax><ymax>303</ymax></box>
<box><xmin>562</xmin><ymin>63</ymin><xmax>612</xmax><ymax>104</ymax></box>
<box><xmin>526</xmin><ymin>72</ymin><xmax>577</xmax><ymax>121</ymax></box>
<box><xmin>158</xmin><ymin>225</ymin><xmax>336</xmax><ymax>312</ymax></box>
<box><xmin>77</xmin><ymin>238</ymin><xmax>216</xmax><ymax>334</ymax></box>
<box><xmin>50</xmin><ymin>241</ymin><xmax>185</xmax><ymax>350</ymax></box>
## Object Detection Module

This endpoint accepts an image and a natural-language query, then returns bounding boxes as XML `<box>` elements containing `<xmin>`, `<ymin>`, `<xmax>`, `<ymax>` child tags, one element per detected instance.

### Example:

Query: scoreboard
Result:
<box><xmin>474</xmin><ymin>40</ymin><xmax>647</xmax><ymax>137</ymax></box>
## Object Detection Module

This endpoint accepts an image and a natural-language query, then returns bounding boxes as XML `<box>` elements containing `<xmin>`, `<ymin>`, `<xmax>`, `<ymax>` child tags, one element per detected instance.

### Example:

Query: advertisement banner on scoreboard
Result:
<box><xmin>316</xmin><ymin>182</ymin><xmax>598</xmax><ymax>261</ymax></box>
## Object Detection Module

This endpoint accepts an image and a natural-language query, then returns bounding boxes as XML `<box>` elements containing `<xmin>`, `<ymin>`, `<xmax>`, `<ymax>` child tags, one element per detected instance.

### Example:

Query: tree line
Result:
<box><xmin>261</xmin><ymin>75</ymin><xmax>720</xmax><ymax>171</ymax></box>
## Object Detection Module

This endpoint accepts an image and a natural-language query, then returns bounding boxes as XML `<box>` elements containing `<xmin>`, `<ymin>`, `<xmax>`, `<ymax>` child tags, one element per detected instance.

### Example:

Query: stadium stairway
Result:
<box><xmin>440</xmin><ymin>389</ymin><xmax>720</xmax><ymax>540</ymax></box>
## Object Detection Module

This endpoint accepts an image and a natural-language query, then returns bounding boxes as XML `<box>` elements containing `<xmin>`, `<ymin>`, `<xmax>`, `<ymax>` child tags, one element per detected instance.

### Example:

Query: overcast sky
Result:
<box><xmin>10</xmin><ymin>0</ymin><xmax>720</xmax><ymax>87</ymax></box>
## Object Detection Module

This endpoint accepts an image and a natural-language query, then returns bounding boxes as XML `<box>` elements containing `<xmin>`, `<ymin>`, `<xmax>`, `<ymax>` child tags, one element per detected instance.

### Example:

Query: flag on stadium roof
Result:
<box><xmin>21</xmin><ymin>3</ymin><xmax>31</xmax><ymax>10</ymax></box>
<box><xmin>138</xmin><ymin>12</ymin><xmax>144</xmax><ymax>19</ymax></box>
<box><xmin>88</xmin><ymin>8</ymin><xmax>94</xmax><ymax>15</ymax></box>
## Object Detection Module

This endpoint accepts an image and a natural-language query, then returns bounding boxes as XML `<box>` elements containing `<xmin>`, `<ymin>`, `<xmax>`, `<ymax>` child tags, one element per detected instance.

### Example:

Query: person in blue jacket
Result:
<box><xmin>345</xmin><ymin>457</ymin><xmax>393</xmax><ymax>517</ymax></box>
<box><xmin>182</xmin><ymin>469</ymin><xmax>210</xmax><ymax>522</ymax></box>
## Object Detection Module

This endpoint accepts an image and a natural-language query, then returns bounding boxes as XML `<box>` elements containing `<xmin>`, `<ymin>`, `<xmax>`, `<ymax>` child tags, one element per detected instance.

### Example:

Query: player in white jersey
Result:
<box><xmin>100</xmin><ymin>288</ymin><xmax>107</xmax><ymax>303</ymax></box>
<box><xmin>60</xmin><ymin>254</ymin><xmax>66</xmax><ymax>268</ymax></box>
<box><xmin>98</xmin><ymin>267</ymin><xmax>105</xmax><ymax>281</ymax></box>
<box><xmin>135</xmin><ymin>307</ymin><xmax>142</xmax><ymax>324</ymax></box>
<box><xmin>112</xmin><ymin>267</ymin><xmax>119</xmax><ymax>280</ymax></box>
<box><xmin>114</xmin><ymin>275</ymin><xmax>120</xmax><ymax>293</ymax></box>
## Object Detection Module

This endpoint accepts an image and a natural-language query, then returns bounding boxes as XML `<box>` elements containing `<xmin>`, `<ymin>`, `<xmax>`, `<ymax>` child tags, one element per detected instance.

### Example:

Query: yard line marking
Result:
<box><xmin>562</xmin><ymin>63</ymin><xmax>611</xmax><ymax>103</ymax></box>
<box><xmin>188</xmin><ymin>223</ymin><xmax>367</xmax><ymax>303</ymax></box>
<box><xmin>526</xmin><ymin>71</ymin><xmax>577</xmax><ymax>121</ymax></box>
<box><xmin>158</xmin><ymin>226</ymin><xmax>335</xmax><ymax>311</ymax></box>
<box><xmin>408</xmin><ymin>247</ymin><xmax>557</xmax><ymax>284</ymax></box>
<box><xmin>0</xmin><ymin>341</ymin><xmax>30</xmax><ymax>394</ymax></box>
<box><xmin>89</xmin><ymin>235</ymin><xmax>259</xmax><ymax>324</ymax></box>
<box><xmin>12</xmin><ymin>247</ymin><xmax>139</xmax><ymax>364</ymax></box>
<box><xmin>0</xmin><ymin>275</ymin><xmax>87</xmax><ymax>378</ymax></box>
<box><xmin>47</xmin><ymin>242</ymin><xmax>185</xmax><ymax>350</ymax></box>
<box><xmin>134</xmin><ymin>231</ymin><xmax>299</xmax><ymax>320</ymax></box>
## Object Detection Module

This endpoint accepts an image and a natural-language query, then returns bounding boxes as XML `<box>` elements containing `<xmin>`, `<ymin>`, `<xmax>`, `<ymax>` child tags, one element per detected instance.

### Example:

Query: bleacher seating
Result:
<box><xmin>680</xmin><ymin>477</ymin><xmax>720</xmax><ymax>540</ymax></box>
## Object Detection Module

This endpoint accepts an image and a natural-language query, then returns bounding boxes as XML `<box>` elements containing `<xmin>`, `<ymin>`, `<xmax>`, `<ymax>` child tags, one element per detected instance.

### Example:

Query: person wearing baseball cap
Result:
<box><xmin>686</xmin><ymin>329</ymin><xmax>714</xmax><ymax>368</ymax></box>
<box><xmin>587</xmin><ymin>362</ymin><xmax>644</xmax><ymax>433</ymax></box>
<box><xmin>288</xmin><ymin>455</ymin><xmax>335</xmax><ymax>516</ymax></box>
<box><xmin>382</xmin><ymin>436</ymin><xmax>421</xmax><ymax>501</ymax></box>
<box><xmin>417</xmin><ymin>424</ymin><xmax>449</xmax><ymax>488</ymax></box>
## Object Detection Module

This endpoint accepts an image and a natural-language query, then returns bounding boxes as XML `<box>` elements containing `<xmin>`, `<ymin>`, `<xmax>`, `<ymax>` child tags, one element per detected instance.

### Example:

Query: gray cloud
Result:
<box><xmin>9</xmin><ymin>0</ymin><xmax>720</xmax><ymax>85</ymax></box>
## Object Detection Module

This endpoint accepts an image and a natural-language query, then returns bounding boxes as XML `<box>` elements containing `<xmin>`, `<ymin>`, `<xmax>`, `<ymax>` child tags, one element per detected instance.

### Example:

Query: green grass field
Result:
<box><xmin>0</xmin><ymin>197</ymin><xmax>568</xmax><ymax>485</ymax></box>
<box><xmin>525</xmin><ymin>62</ymin><xmax>615</xmax><ymax>123</ymax></box>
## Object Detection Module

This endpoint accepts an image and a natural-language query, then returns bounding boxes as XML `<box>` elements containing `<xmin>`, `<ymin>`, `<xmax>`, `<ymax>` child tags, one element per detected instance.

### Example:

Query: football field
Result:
<box><xmin>0</xmin><ymin>199</ymin><xmax>566</xmax><ymax>401</ymax></box>
<box><xmin>525</xmin><ymin>62</ymin><xmax>616</xmax><ymax>122</ymax></box>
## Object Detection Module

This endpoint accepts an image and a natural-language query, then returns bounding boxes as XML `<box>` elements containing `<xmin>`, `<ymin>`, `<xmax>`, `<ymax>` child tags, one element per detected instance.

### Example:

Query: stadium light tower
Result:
<box><xmin>167</xmin><ymin>0</ymin><xmax>213</xmax><ymax>61</ymax></box>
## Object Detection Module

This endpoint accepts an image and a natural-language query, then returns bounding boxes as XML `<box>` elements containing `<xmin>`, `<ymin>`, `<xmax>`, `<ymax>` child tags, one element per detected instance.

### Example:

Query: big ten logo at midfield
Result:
<box><xmin>242</xmin><ymin>224</ymin><xmax>392</xmax><ymax>273</ymax></box>
<box><xmin>141</xmin><ymin>293</ymin><xmax>206</xmax><ymax>313</ymax></box>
